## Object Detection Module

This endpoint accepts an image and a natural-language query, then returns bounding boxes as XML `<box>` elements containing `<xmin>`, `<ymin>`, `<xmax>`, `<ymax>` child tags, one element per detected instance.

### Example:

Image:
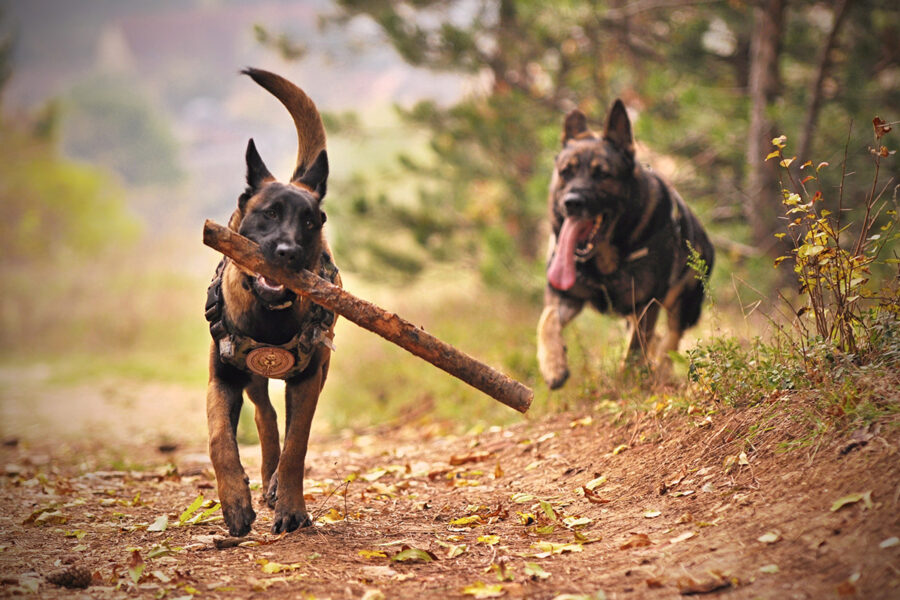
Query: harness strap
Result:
<box><xmin>205</xmin><ymin>253</ymin><xmax>339</xmax><ymax>379</ymax></box>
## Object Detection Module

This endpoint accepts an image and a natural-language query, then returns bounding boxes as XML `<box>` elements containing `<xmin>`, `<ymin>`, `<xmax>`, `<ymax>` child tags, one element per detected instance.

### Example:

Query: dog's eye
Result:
<box><xmin>264</xmin><ymin>208</ymin><xmax>278</xmax><ymax>220</ymax></box>
<box><xmin>304</xmin><ymin>219</ymin><xmax>316</xmax><ymax>231</ymax></box>
<box><xmin>592</xmin><ymin>167</ymin><xmax>610</xmax><ymax>180</ymax></box>
<box><xmin>560</xmin><ymin>164</ymin><xmax>575</xmax><ymax>179</ymax></box>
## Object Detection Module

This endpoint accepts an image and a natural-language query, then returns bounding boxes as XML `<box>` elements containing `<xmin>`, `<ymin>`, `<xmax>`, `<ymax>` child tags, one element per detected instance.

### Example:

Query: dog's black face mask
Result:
<box><xmin>547</xmin><ymin>102</ymin><xmax>635</xmax><ymax>291</ymax></box>
<box><xmin>233</xmin><ymin>139</ymin><xmax>328</xmax><ymax>309</ymax></box>
<box><xmin>238</xmin><ymin>183</ymin><xmax>326</xmax><ymax>308</ymax></box>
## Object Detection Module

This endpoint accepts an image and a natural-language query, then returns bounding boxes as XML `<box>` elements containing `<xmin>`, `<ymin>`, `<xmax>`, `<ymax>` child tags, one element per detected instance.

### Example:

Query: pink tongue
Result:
<box><xmin>548</xmin><ymin>218</ymin><xmax>590</xmax><ymax>291</ymax></box>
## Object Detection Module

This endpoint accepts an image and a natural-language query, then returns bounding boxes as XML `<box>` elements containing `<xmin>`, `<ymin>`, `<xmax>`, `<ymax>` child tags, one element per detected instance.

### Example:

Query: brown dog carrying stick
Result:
<box><xmin>205</xmin><ymin>68</ymin><xmax>335</xmax><ymax>536</ymax></box>
<box><xmin>203</xmin><ymin>220</ymin><xmax>533</xmax><ymax>413</ymax></box>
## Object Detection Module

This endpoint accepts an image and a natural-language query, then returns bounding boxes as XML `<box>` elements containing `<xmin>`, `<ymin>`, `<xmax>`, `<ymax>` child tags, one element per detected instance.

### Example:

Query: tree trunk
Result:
<box><xmin>798</xmin><ymin>0</ymin><xmax>851</xmax><ymax>164</ymax></box>
<box><xmin>745</xmin><ymin>0</ymin><xmax>787</xmax><ymax>253</ymax></box>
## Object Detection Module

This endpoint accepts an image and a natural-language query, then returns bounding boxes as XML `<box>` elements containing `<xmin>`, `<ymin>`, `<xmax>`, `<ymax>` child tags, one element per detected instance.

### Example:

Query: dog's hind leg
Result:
<box><xmin>657</xmin><ymin>277</ymin><xmax>706</xmax><ymax>365</ymax></box>
<box><xmin>207</xmin><ymin>372</ymin><xmax>256</xmax><ymax>537</ymax></box>
<box><xmin>246</xmin><ymin>375</ymin><xmax>280</xmax><ymax>508</ymax></box>
<box><xmin>537</xmin><ymin>291</ymin><xmax>584</xmax><ymax>389</ymax></box>
<box><xmin>270</xmin><ymin>353</ymin><xmax>329</xmax><ymax>534</ymax></box>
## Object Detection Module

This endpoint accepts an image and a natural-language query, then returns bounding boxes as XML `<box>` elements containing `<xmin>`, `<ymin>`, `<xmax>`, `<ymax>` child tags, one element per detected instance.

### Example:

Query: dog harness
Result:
<box><xmin>205</xmin><ymin>252</ymin><xmax>338</xmax><ymax>379</ymax></box>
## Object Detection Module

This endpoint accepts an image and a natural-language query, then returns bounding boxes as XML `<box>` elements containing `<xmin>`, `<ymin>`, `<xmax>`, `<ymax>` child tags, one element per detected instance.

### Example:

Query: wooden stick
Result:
<box><xmin>203</xmin><ymin>220</ymin><xmax>533</xmax><ymax>413</ymax></box>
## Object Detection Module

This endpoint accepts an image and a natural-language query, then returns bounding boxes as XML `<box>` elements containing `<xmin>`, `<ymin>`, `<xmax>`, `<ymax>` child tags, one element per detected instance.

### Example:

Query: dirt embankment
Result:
<box><xmin>1</xmin><ymin>386</ymin><xmax>898</xmax><ymax>599</ymax></box>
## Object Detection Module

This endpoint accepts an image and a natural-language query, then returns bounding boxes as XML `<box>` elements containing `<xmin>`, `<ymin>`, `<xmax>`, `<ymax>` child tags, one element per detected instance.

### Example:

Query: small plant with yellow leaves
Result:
<box><xmin>767</xmin><ymin>119</ymin><xmax>899</xmax><ymax>359</ymax></box>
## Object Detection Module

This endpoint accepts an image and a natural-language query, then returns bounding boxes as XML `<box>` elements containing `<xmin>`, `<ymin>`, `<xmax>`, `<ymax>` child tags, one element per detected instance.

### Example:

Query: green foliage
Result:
<box><xmin>322</xmin><ymin>0</ymin><xmax>897</xmax><ymax>292</ymax></box>
<box><xmin>689</xmin><ymin>123</ymin><xmax>900</xmax><ymax>420</ymax></box>
<box><xmin>0</xmin><ymin>121</ymin><xmax>139</xmax><ymax>262</ymax></box>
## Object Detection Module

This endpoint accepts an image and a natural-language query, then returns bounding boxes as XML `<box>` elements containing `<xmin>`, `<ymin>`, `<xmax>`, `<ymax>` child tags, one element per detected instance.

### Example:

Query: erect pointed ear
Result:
<box><xmin>562</xmin><ymin>109</ymin><xmax>589</xmax><ymax>146</ymax></box>
<box><xmin>603</xmin><ymin>100</ymin><xmax>634</xmax><ymax>156</ymax></box>
<box><xmin>292</xmin><ymin>150</ymin><xmax>329</xmax><ymax>200</ymax></box>
<box><xmin>245</xmin><ymin>138</ymin><xmax>274</xmax><ymax>192</ymax></box>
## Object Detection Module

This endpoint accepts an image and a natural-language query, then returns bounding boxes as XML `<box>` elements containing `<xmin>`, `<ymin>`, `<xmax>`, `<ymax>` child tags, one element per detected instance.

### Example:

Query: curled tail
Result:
<box><xmin>241</xmin><ymin>67</ymin><xmax>326</xmax><ymax>182</ymax></box>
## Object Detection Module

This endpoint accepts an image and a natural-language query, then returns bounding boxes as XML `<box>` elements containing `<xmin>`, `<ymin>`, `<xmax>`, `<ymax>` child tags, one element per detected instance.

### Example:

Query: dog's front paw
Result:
<box><xmin>544</xmin><ymin>367</ymin><xmax>570</xmax><ymax>390</ymax></box>
<box><xmin>221</xmin><ymin>491</ymin><xmax>256</xmax><ymax>537</ymax></box>
<box><xmin>538</xmin><ymin>343</ymin><xmax>570</xmax><ymax>389</ymax></box>
<box><xmin>272</xmin><ymin>502</ymin><xmax>312</xmax><ymax>534</ymax></box>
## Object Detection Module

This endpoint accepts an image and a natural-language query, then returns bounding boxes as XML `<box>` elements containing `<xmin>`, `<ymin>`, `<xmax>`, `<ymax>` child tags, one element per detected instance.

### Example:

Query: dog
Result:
<box><xmin>537</xmin><ymin>100</ymin><xmax>714</xmax><ymax>389</ymax></box>
<box><xmin>204</xmin><ymin>68</ymin><xmax>338</xmax><ymax>536</ymax></box>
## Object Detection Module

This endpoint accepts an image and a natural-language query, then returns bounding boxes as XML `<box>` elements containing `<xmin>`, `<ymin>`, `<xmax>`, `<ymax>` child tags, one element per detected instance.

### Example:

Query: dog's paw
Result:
<box><xmin>545</xmin><ymin>368</ymin><xmax>570</xmax><ymax>390</ymax></box>
<box><xmin>222</xmin><ymin>495</ymin><xmax>256</xmax><ymax>537</ymax></box>
<box><xmin>271</xmin><ymin>505</ymin><xmax>312</xmax><ymax>534</ymax></box>
<box><xmin>264</xmin><ymin>473</ymin><xmax>278</xmax><ymax>509</ymax></box>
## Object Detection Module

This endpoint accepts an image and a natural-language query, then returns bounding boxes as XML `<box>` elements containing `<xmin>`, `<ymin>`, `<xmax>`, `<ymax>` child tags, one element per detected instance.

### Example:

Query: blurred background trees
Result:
<box><xmin>317</xmin><ymin>0</ymin><xmax>898</xmax><ymax>290</ymax></box>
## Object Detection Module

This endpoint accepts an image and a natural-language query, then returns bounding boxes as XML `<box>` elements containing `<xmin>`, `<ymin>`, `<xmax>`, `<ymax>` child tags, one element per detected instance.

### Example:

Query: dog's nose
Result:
<box><xmin>563</xmin><ymin>192</ymin><xmax>587</xmax><ymax>213</ymax></box>
<box><xmin>274</xmin><ymin>242</ymin><xmax>302</xmax><ymax>266</ymax></box>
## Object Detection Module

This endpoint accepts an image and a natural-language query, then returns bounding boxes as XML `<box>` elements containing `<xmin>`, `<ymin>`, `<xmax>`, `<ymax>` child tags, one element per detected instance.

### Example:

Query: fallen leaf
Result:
<box><xmin>391</xmin><ymin>548</ymin><xmax>435</xmax><ymax>563</ymax></box>
<box><xmin>447</xmin><ymin>544</ymin><xmax>468</xmax><ymax>559</ymax></box>
<box><xmin>450</xmin><ymin>451</ymin><xmax>493</xmax><ymax>466</ymax></box>
<box><xmin>644</xmin><ymin>510</ymin><xmax>661</xmax><ymax>518</ymax></box>
<box><xmin>879</xmin><ymin>537</ymin><xmax>899</xmax><ymax>549</ymax></box>
<box><xmin>524</xmin><ymin>562</ymin><xmax>550</xmax><ymax>580</ymax></box>
<box><xmin>317</xmin><ymin>508</ymin><xmax>344</xmax><ymax>524</ymax></box>
<box><xmin>620</xmin><ymin>533</ymin><xmax>652</xmax><ymax>549</ymax></box>
<box><xmin>612</xmin><ymin>444</ymin><xmax>629</xmax><ymax>455</ymax></box>
<box><xmin>757</xmin><ymin>531</ymin><xmax>780</xmax><ymax>544</ymax></box>
<box><xmin>477</xmin><ymin>535</ymin><xmax>500</xmax><ymax>546</ymax></box>
<box><xmin>530</xmin><ymin>541</ymin><xmax>583</xmax><ymax>557</ymax></box>
<box><xmin>461</xmin><ymin>581</ymin><xmax>505</xmax><ymax>598</ymax></box>
<box><xmin>539</xmin><ymin>500</ymin><xmax>558</xmax><ymax>522</ymax></box>
<box><xmin>361</xmin><ymin>589</ymin><xmax>385</xmax><ymax>600</ymax></box>
<box><xmin>830</xmin><ymin>491</ymin><xmax>873</xmax><ymax>512</ymax></box>
<box><xmin>489</xmin><ymin>561</ymin><xmax>515</xmax><ymax>582</ymax></box>
<box><xmin>147</xmin><ymin>515</ymin><xmax>168</xmax><ymax>532</ymax></box>
<box><xmin>669</xmin><ymin>531</ymin><xmax>696</xmax><ymax>544</ymax></box>
<box><xmin>582</xmin><ymin>487</ymin><xmax>610</xmax><ymax>504</ymax></box>
<box><xmin>563</xmin><ymin>516</ymin><xmax>592</xmax><ymax>528</ymax></box>
<box><xmin>723</xmin><ymin>455</ymin><xmax>737</xmax><ymax>474</ymax></box>
<box><xmin>358</xmin><ymin>550</ymin><xmax>389</xmax><ymax>559</ymax></box>
<box><xmin>738</xmin><ymin>451</ymin><xmax>749</xmax><ymax>466</ymax></box>
<box><xmin>584</xmin><ymin>475</ymin><xmax>607</xmax><ymax>491</ymax></box>
<box><xmin>676</xmin><ymin>512</ymin><xmax>693</xmax><ymax>524</ymax></box>
<box><xmin>516</xmin><ymin>512</ymin><xmax>536</xmax><ymax>526</ymax></box>
<box><xmin>677</xmin><ymin>572</ymin><xmax>731</xmax><ymax>594</ymax></box>
<box><xmin>258</xmin><ymin>559</ymin><xmax>302</xmax><ymax>574</ymax></box>
<box><xmin>360</xmin><ymin>468</ymin><xmax>388</xmax><ymax>482</ymax></box>
<box><xmin>359</xmin><ymin>566</ymin><xmax>399</xmax><ymax>580</ymax></box>
<box><xmin>510</xmin><ymin>492</ymin><xmax>534</xmax><ymax>503</ymax></box>
<box><xmin>570</xmin><ymin>416</ymin><xmax>593</xmax><ymax>428</ymax></box>
<box><xmin>450</xmin><ymin>515</ymin><xmax>483</xmax><ymax>527</ymax></box>
<box><xmin>178</xmin><ymin>494</ymin><xmax>205</xmax><ymax>525</ymax></box>
<box><xmin>759</xmin><ymin>564</ymin><xmax>779</xmax><ymax>574</ymax></box>
<box><xmin>35</xmin><ymin>510</ymin><xmax>67</xmax><ymax>526</ymax></box>
<box><xmin>127</xmin><ymin>550</ymin><xmax>145</xmax><ymax>584</ymax></box>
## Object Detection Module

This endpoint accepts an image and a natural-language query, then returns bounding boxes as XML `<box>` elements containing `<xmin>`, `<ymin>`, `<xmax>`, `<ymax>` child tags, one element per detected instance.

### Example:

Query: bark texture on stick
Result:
<box><xmin>203</xmin><ymin>220</ymin><xmax>533</xmax><ymax>413</ymax></box>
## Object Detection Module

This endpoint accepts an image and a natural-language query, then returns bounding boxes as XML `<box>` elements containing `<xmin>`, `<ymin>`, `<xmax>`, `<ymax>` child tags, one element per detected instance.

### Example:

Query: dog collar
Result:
<box><xmin>205</xmin><ymin>253</ymin><xmax>339</xmax><ymax>379</ymax></box>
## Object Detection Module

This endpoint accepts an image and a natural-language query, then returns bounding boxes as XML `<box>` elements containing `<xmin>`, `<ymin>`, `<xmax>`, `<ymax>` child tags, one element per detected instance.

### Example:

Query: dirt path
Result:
<box><xmin>1</xmin><ymin>380</ymin><xmax>898</xmax><ymax>599</ymax></box>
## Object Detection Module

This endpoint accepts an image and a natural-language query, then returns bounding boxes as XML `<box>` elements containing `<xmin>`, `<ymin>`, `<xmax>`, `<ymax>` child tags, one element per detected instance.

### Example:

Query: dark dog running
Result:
<box><xmin>537</xmin><ymin>100</ymin><xmax>714</xmax><ymax>389</ymax></box>
<box><xmin>204</xmin><ymin>68</ymin><xmax>338</xmax><ymax>536</ymax></box>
